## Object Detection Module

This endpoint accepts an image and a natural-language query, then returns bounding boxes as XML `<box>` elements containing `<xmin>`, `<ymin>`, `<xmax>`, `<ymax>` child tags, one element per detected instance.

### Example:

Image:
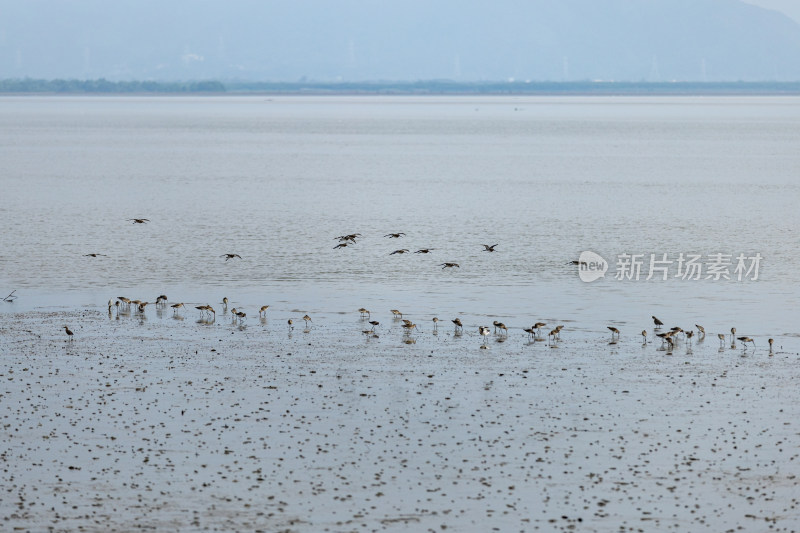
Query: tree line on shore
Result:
<box><xmin>2</xmin><ymin>78</ymin><xmax>800</xmax><ymax>95</ymax></box>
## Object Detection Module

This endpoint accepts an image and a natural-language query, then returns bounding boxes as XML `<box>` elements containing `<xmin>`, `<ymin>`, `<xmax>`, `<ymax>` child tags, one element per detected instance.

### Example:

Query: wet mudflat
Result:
<box><xmin>2</xmin><ymin>309</ymin><xmax>799</xmax><ymax>532</ymax></box>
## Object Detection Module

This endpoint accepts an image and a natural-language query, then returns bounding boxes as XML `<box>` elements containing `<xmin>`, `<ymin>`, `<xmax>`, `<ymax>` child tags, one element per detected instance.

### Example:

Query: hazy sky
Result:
<box><xmin>2</xmin><ymin>0</ymin><xmax>799</xmax><ymax>82</ymax></box>
<box><xmin>743</xmin><ymin>0</ymin><xmax>800</xmax><ymax>23</ymax></box>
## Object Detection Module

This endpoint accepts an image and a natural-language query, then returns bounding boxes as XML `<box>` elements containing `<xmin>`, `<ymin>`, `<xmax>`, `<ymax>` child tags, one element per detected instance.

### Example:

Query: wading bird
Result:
<box><xmin>259</xmin><ymin>305</ymin><xmax>270</xmax><ymax>317</ymax></box>
<box><xmin>737</xmin><ymin>336</ymin><xmax>755</xmax><ymax>349</ymax></box>
<box><xmin>452</xmin><ymin>318</ymin><xmax>463</xmax><ymax>333</ymax></box>
<box><xmin>607</xmin><ymin>326</ymin><xmax>620</xmax><ymax>340</ymax></box>
<box><xmin>718</xmin><ymin>333</ymin><xmax>726</xmax><ymax>347</ymax></box>
<box><xmin>432</xmin><ymin>317</ymin><xmax>439</xmax><ymax>331</ymax></box>
<box><xmin>695</xmin><ymin>324</ymin><xmax>705</xmax><ymax>336</ymax></box>
<box><xmin>657</xmin><ymin>332</ymin><xmax>672</xmax><ymax>347</ymax></box>
<box><xmin>768</xmin><ymin>338</ymin><xmax>774</xmax><ymax>352</ymax></box>
<box><xmin>641</xmin><ymin>330</ymin><xmax>647</xmax><ymax>344</ymax></box>
<box><xmin>171</xmin><ymin>302</ymin><xmax>185</xmax><ymax>315</ymax></box>
<box><xmin>652</xmin><ymin>316</ymin><xmax>664</xmax><ymax>329</ymax></box>
<box><xmin>402</xmin><ymin>322</ymin><xmax>418</xmax><ymax>335</ymax></box>
<box><xmin>391</xmin><ymin>309</ymin><xmax>403</xmax><ymax>319</ymax></box>
<box><xmin>369</xmin><ymin>320</ymin><xmax>379</xmax><ymax>331</ymax></box>
<box><xmin>64</xmin><ymin>325</ymin><xmax>74</xmax><ymax>341</ymax></box>
<box><xmin>358</xmin><ymin>308</ymin><xmax>370</xmax><ymax>318</ymax></box>
<box><xmin>479</xmin><ymin>326</ymin><xmax>491</xmax><ymax>346</ymax></box>
<box><xmin>303</xmin><ymin>314</ymin><xmax>312</xmax><ymax>327</ymax></box>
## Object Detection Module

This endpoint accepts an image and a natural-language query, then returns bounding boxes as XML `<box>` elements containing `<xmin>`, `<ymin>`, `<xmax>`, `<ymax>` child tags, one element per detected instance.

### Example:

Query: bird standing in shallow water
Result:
<box><xmin>641</xmin><ymin>330</ymin><xmax>647</xmax><ymax>344</ymax></box>
<box><xmin>432</xmin><ymin>317</ymin><xmax>439</xmax><ymax>331</ymax></box>
<box><xmin>718</xmin><ymin>333</ymin><xmax>726</xmax><ymax>347</ymax></box>
<box><xmin>369</xmin><ymin>320</ymin><xmax>379</xmax><ymax>331</ymax></box>
<box><xmin>391</xmin><ymin>309</ymin><xmax>403</xmax><ymax>319</ymax></box>
<box><xmin>259</xmin><ymin>305</ymin><xmax>269</xmax><ymax>317</ymax></box>
<box><xmin>695</xmin><ymin>324</ymin><xmax>705</xmax><ymax>337</ymax></box>
<box><xmin>768</xmin><ymin>338</ymin><xmax>774</xmax><ymax>353</ymax></box>
<box><xmin>452</xmin><ymin>318</ymin><xmax>463</xmax><ymax>333</ymax></box>
<box><xmin>607</xmin><ymin>326</ymin><xmax>620</xmax><ymax>341</ymax></box>
<box><xmin>479</xmin><ymin>326</ymin><xmax>491</xmax><ymax>346</ymax></box>
<box><xmin>303</xmin><ymin>314</ymin><xmax>312</xmax><ymax>327</ymax></box>
<box><xmin>652</xmin><ymin>316</ymin><xmax>663</xmax><ymax>329</ymax></box>
<box><xmin>737</xmin><ymin>336</ymin><xmax>755</xmax><ymax>349</ymax></box>
<box><xmin>64</xmin><ymin>325</ymin><xmax>74</xmax><ymax>341</ymax></box>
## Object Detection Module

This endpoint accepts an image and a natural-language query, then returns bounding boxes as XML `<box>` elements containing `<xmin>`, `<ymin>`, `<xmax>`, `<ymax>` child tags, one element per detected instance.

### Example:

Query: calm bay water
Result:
<box><xmin>1</xmin><ymin>95</ymin><xmax>798</xmax><ymax>338</ymax></box>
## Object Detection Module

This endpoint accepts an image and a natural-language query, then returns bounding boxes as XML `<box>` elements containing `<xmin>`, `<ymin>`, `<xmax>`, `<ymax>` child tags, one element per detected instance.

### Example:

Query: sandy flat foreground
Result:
<box><xmin>1</xmin><ymin>309</ymin><xmax>799</xmax><ymax>532</ymax></box>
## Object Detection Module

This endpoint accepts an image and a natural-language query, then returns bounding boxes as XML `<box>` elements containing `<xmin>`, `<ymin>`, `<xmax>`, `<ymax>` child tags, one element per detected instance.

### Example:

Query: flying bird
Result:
<box><xmin>221</xmin><ymin>254</ymin><xmax>242</xmax><ymax>261</ymax></box>
<box><xmin>128</xmin><ymin>218</ymin><xmax>150</xmax><ymax>224</ymax></box>
<box><xmin>440</xmin><ymin>263</ymin><xmax>460</xmax><ymax>269</ymax></box>
<box><xmin>390</xmin><ymin>249</ymin><xmax>410</xmax><ymax>255</ymax></box>
<box><xmin>384</xmin><ymin>233</ymin><xmax>406</xmax><ymax>238</ymax></box>
<box><xmin>481</xmin><ymin>244</ymin><xmax>499</xmax><ymax>252</ymax></box>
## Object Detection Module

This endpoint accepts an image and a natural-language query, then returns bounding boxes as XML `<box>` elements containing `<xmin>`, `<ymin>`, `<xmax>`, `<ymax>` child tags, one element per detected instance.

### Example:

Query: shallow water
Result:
<box><xmin>1</xmin><ymin>95</ymin><xmax>799</xmax><ymax>341</ymax></box>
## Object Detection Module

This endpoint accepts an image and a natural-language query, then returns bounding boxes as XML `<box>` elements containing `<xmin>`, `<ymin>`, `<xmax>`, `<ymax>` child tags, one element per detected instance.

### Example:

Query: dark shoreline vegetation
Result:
<box><xmin>3</xmin><ymin>78</ymin><xmax>800</xmax><ymax>95</ymax></box>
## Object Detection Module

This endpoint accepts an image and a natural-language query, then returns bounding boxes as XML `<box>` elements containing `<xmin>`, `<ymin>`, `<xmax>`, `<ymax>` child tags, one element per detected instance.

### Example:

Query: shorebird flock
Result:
<box><xmin>332</xmin><ymin>231</ymin><xmax>497</xmax><ymax>270</ymax></box>
<box><xmin>60</xmin><ymin>295</ymin><xmax>776</xmax><ymax>356</ymax></box>
<box><xmin>64</xmin><ymin>221</ymin><xmax>777</xmax><ymax>354</ymax></box>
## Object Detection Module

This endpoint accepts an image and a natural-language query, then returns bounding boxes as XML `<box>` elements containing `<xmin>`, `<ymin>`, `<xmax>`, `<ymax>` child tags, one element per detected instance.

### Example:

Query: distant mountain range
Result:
<box><xmin>2</xmin><ymin>0</ymin><xmax>800</xmax><ymax>82</ymax></box>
